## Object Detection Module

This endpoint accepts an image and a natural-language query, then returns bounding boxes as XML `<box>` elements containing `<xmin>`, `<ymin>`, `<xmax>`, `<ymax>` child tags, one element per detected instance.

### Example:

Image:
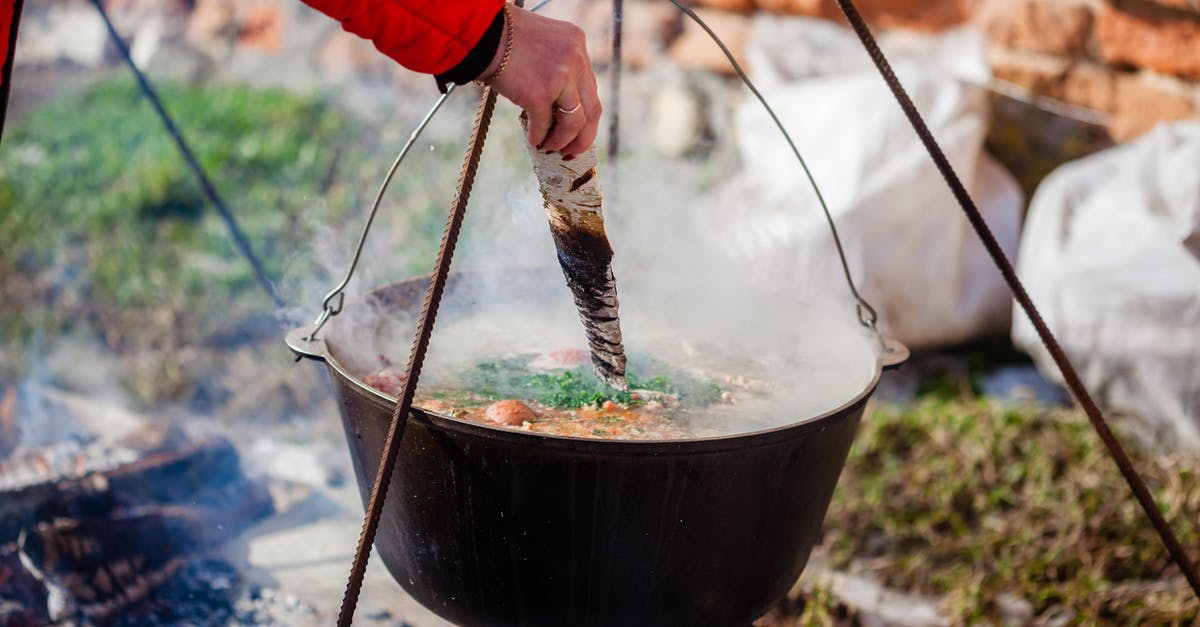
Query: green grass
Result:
<box><xmin>811</xmin><ymin>397</ymin><xmax>1200</xmax><ymax>624</ymax></box>
<box><xmin>0</xmin><ymin>77</ymin><xmax>362</xmax><ymax>310</ymax></box>
<box><xmin>0</xmin><ymin>77</ymin><xmax>395</xmax><ymax>400</ymax></box>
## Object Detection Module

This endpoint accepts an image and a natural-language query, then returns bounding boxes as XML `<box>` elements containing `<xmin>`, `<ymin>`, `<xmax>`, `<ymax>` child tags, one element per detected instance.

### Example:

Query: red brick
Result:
<box><xmin>988</xmin><ymin>48</ymin><xmax>1070</xmax><ymax>92</ymax></box>
<box><xmin>975</xmin><ymin>0</ymin><xmax>1093</xmax><ymax>56</ymax></box>
<box><xmin>690</xmin><ymin>0</ymin><xmax>757</xmax><ymax>14</ymax></box>
<box><xmin>1139</xmin><ymin>0</ymin><xmax>1200</xmax><ymax>12</ymax></box>
<box><xmin>753</xmin><ymin>0</ymin><xmax>823</xmax><ymax>16</ymax></box>
<box><xmin>1052</xmin><ymin>63</ymin><xmax>1118</xmax><ymax>113</ymax></box>
<box><xmin>754</xmin><ymin>0</ymin><xmax>969</xmax><ymax>31</ymax></box>
<box><xmin>667</xmin><ymin>8</ymin><xmax>750</xmax><ymax>74</ymax></box>
<box><xmin>1097</xmin><ymin>4</ymin><xmax>1200</xmax><ymax>79</ymax></box>
<box><xmin>1109</xmin><ymin>74</ymin><xmax>1196</xmax><ymax>141</ymax></box>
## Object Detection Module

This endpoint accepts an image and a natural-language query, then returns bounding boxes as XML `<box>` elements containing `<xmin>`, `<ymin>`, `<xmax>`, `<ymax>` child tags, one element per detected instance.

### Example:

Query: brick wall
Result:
<box><xmin>685</xmin><ymin>0</ymin><xmax>1200</xmax><ymax>141</ymax></box>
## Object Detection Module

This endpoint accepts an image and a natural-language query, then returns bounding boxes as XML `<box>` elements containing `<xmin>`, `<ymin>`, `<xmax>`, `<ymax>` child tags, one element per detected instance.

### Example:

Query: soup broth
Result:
<box><xmin>361</xmin><ymin>350</ymin><xmax>740</xmax><ymax>440</ymax></box>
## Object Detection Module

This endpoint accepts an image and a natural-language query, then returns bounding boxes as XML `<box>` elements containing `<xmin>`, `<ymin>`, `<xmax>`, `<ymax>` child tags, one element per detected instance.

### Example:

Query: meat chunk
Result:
<box><xmin>363</xmin><ymin>369</ymin><xmax>405</xmax><ymax>396</ymax></box>
<box><xmin>484</xmin><ymin>400</ymin><xmax>538</xmax><ymax>427</ymax></box>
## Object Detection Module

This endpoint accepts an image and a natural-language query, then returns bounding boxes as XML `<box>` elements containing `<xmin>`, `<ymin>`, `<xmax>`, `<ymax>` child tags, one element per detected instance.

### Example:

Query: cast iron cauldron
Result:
<box><xmin>288</xmin><ymin>271</ymin><xmax>901</xmax><ymax>627</ymax></box>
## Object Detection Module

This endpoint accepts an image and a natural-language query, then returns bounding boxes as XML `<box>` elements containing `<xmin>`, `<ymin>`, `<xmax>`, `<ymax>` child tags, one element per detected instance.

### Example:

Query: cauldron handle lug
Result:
<box><xmin>879</xmin><ymin>336</ymin><xmax>909</xmax><ymax>371</ymax></box>
<box><xmin>286</xmin><ymin>326</ymin><xmax>330</xmax><ymax>363</ymax></box>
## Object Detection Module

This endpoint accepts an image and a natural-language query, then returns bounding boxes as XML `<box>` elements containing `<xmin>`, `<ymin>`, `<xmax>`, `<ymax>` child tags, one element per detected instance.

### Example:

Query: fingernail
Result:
<box><xmin>563</xmin><ymin>154</ymin><xmax>575</xmax><ymax>161</ymax></box>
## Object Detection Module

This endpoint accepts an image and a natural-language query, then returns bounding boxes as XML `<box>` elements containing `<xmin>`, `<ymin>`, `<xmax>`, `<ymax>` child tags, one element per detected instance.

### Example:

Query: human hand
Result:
<box><xmin>482</xmin><ymin>6</ymin><xmax>601</xmax><ymax>157</ymax></box>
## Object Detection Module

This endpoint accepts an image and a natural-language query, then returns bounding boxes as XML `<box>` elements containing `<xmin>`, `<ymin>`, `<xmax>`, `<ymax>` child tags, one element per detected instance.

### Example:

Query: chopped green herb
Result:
<box><xmin>450</xmin><ymin>354</ymin><xmax>722</xmax><ymax>409</ymax></box>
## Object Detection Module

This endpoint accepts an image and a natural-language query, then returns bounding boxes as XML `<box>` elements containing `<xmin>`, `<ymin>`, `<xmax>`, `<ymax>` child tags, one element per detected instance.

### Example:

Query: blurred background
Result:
<box><xmin>2</xmin><ymin>0</ymin><xmax>1199</xmax><ymax>624</ymax></box>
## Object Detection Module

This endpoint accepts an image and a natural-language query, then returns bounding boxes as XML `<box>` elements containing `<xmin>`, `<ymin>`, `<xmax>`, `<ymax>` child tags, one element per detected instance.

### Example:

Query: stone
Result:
<box><xmin>667</xmin><ymin>8</ymin><xmax>749</xmax><ymax>75</ymax></box>
<box><xmin>186</xmin><ymin>0</ymin><xmax>238</xmax><ymax>56</ymax></box>
<box><xmin>650</xmin><ymin>80</ymin><xmax>707</xmax><ymax>157</ymax></box>
<box><xmin>974</xmin><ymin>0</ymin><xmax>1093</xmax><ymax>57</ymax></box>
<box><xmin>583</xmin><ymin>0</ymin><xmax>681</xmax><ymax>69</ymax></box>
<box><xmin>236</xmin><ymin>1</ymin><xmax>286</xmax><ymax>54</ymax></box>
<box><xmin>1097</xmin><ymin>4</ymin><xmax>1200</xmax><ymax>79</ymax></box>
<box><xmin>14</xmin><ymin>3</ymin><xmax>107</xmax><ymax>67</ymax></box>
<box><xmin>313</xmin><ymin>29</ymin><xmax>396</xmax><ymax>83</ymax></box>
<box><xmin>1109</xmin><ymin>74</ymin><xmax>1196</xmax><ymax>141</ymax></box>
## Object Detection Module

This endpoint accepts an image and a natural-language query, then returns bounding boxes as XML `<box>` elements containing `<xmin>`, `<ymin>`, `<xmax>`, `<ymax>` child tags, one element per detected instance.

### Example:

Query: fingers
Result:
<box><xmin>538</xmin><ymin>86</ymin><xmax>587</xmax><ymax>153</ymax></box>
<box><xmin>486</xmin><ymin>9</ymin><xmax>601</xmax><ymax>154</ymax></box>
<box><xmin>559</xmin><ymin>71</ymin><xmax>602</xmax><ymax>158</ymax></box>
<box><xmin>525</xmin><ymin>101</ymin><xmax>554</xmax><ymax>150</ymax></box>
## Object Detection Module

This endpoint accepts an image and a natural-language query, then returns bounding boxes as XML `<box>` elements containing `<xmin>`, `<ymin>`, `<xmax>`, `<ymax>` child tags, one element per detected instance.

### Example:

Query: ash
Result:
<box><xmin>108</xmin><ymin>558</ymin><xmax>318</xmax><ymax>627</ymax></box>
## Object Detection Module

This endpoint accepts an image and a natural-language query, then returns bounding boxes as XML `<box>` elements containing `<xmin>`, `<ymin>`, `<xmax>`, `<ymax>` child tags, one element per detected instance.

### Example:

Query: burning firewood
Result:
<box><xmin>17</xmin><ymin>504</ymin><xmax>251</xmax><ymax>622</ymax></box>
<box><xmin>522</xmin><ymin>116</ymin><xmax>628</xmax><ymax>390</ymax></box>
<box><xmin>0</xmin><ymin>425</ymin><xmax>272</xmax><ymax>623</ymax></box>
<box><xmin>1</xmin><ymin>546</ymin><xmax>49</xmax><ymax>627</ymax></box>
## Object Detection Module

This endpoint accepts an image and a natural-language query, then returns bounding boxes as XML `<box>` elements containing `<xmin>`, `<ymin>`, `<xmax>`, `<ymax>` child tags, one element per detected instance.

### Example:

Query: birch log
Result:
<box><xmin>523</xmin><ymin>120</ymin><xmax>628</xmax><ymax>390</ymax></box>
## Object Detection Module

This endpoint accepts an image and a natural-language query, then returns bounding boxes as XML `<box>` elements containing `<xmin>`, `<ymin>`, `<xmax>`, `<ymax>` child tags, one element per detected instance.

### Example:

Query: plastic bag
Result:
<box><xmin>696</xmin><ymin>17</ymin><xmax>1024</xmax><ymax>349</ymax></box>
<box><xmin>1013</xmin><ymin>122</ymin><xmax>1200</xmax><ymax>447</ymax></box>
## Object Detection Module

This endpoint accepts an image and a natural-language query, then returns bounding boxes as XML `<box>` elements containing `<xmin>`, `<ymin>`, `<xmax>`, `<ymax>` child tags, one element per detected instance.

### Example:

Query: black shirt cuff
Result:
<box><xmin>434</xmin><ymin>7</ymin><xmax>505</xmax><ymax>93</ymax></box>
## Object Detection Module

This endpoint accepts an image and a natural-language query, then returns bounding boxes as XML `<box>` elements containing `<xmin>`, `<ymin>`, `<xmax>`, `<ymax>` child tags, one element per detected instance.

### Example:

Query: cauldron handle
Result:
<box><xmin>286</xmin><ymin>327</ymin><xmax>329</xmax><ymax>363</ymax></box>
<box><xmin>879</xmin><ymin>336</ymin><xmax>909</xmax><ymax>371</ymax></box>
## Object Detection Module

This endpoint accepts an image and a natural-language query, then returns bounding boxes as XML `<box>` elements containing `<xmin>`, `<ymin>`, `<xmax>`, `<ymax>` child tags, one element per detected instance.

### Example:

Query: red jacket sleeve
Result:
<box><xmin>301</xmin><ymin>0</ymin><xmax>506</xmax><ymax>76</ymax></box>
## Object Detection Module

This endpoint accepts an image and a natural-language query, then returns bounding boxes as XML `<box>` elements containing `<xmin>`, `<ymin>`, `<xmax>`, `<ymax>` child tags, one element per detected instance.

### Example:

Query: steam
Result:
<box><xmin>293</xmin><ymin>95</ymin><xmax>879</xmax><ymax>436</ymax></box>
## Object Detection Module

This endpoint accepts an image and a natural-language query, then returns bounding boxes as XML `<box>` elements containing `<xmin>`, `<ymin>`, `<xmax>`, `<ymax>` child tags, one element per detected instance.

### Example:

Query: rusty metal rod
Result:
<box><xmin>335</xmin><ymin>87</ymin><xmax>500</xmax><ymax>626</ymax></box>
<box><xmin>608</xmin><ymin>0</ymin><xmax>623</xmax><ymax>188</ymax></box>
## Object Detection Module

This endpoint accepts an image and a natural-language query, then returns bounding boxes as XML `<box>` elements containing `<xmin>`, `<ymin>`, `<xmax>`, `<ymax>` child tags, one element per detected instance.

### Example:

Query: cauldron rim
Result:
<box><xmin>289</xmin><ymin>272</ymin><xmax>885</xmax><ymax>454</ymax></box>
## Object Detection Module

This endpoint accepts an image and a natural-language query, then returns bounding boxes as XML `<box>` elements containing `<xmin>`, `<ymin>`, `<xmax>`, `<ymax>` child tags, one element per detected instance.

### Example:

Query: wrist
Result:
<box><xmin>433</xmin><ymin>4</ymin><xmax>507</xmax><ymax>92</ymax></box>
<box><xmin>476</xmin><ymin>4</ymin><xmax>513</xmax><ymax>86</ymax></box>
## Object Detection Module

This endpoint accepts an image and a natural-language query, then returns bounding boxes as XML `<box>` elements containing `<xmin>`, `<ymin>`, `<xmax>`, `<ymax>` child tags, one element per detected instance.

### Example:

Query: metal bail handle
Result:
<box><xmin>302</xmin><ymin>0</ymin><xmax>557</xmax><ymax>343</ymax></box>
<box><xmin>668</xmin><ymin>0</ymin><xmax>882</xmax><ymax>336</ymax></box>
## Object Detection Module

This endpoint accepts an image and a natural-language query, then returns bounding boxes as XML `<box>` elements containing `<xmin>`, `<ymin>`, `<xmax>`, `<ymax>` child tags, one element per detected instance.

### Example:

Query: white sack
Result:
<box><xmin>1013</xmin><ymin>122</ymin><xmax>1200</xmax><ymax>447</ymax></box>
<box><xmin>697</xmin><ymin>17</ymin><xmax>1023</xmax><ymax>348</ymax></box>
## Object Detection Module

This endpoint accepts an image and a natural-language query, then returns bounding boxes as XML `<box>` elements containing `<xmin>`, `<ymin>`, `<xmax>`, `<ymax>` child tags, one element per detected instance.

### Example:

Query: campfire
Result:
<box><xmin>0</xmin><ymin>384</ymin><xmax>273</xmax><ymax>626</ymax></box>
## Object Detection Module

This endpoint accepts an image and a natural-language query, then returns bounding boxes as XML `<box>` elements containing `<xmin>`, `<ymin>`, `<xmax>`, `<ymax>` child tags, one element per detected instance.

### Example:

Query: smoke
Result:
<box><xmin>289</xmin><ymin>87</ymin><xmax>880</xmax><ymax>437</ymax></box>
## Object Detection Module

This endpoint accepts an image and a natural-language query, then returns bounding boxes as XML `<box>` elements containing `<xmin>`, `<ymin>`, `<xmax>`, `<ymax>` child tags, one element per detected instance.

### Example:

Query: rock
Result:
<box><xmin>186</xmin><ymin>0</ymin><xmax>238</xmax><ymax>57</ymax></box>
<box><xmin>584</xmin><ymin>0</ymin><xmax>681</xmax><ymax>69</ymax></box>
<box><xmin>800</xmin><ymin>569</ymin><xmax>950</xmax><ymax>627</ymax></box>
<box><xmin>995</xmin><ymin>592</ymin><xmax>1034</xmax><ymax>626</ymax></box>
<box><xmin>14</xmin><ymin>3</ymin><xmax>107</xmax><ymax>67</ymax></box>
<box><xmin>650</xmin><ymin>79</ymin><xmax>707</xmax><ymax>157</ymax></box>
<box><xmin>313</xmin><ymin>29</ymin><xmax>396</xmax><ymax>83</ymax></box>
<box><xmin>978</xmin><ymin>364</ymin><xmax>1070</xmax><ymax>405</ymax></box>
<box><xmin>236</xmin><ymin>1</ymin><xmax>286</xmax><ymax>54</ymax></box>
<box><xmin>667</xmin><ymin>8</ymin><xmax>749</xmax><ymax>75</ymax></box>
